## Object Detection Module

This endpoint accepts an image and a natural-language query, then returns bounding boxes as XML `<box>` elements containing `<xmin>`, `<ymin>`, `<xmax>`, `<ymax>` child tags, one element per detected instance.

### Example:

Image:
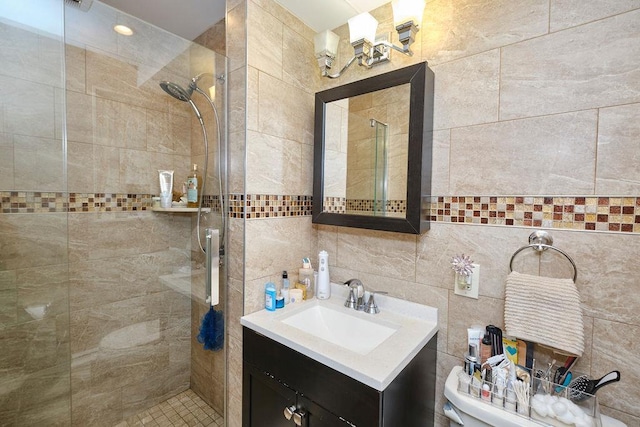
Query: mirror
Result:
<box><xmin>313</xmin><ymin>62</ymin><xmax>434</xmax><ymax>234</ymax></box>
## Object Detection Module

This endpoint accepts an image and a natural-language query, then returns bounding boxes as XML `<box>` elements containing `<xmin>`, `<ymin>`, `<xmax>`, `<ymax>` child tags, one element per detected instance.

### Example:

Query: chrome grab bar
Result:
<box><xmin>205</xmin><ymin>228</ymin><xmax>220</xmax><ymax>306</ymax></box>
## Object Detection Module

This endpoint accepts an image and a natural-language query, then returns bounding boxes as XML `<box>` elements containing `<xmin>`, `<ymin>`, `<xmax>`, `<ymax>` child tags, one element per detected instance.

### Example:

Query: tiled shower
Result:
<box><xmin>0</xmin><ymin>1</ymin><xmax>228</xmax><ymax>425</ymax></box>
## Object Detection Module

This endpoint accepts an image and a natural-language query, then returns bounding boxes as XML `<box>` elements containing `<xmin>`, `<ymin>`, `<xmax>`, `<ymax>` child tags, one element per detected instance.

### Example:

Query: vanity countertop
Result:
<box><xmin>240</xmin><ymin>283</ymin><xmax>438</xmax><ymax>391</ymax></box>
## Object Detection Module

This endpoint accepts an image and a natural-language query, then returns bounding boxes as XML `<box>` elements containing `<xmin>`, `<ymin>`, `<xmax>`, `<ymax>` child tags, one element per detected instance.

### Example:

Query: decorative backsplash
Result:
<box><xmin>322</xmin><ymin>196</ymin><xmax>346</xmax><ymax>213</ymax></box>
<box><xmin>2</xmin><ymin>192</ymin><xmax>639</xmax><ymax>234</ymax></box>
<box><xmin>0</xmin><ymin>192</ymin><xmax>220</xmax><ymax>213</ymax></box>
<box><xmin>429</xmin><ymin>196</ymin><xmax>640</xmax><ymax>233</ymax></box>
<box><xmin>322</xmin><ymin>197</ymin><xmax>407</xmax><ymax>215</ymax></box>
<box><xmin>231</xmin><ymin>194</ymin><xmax>312</xmax><ymax>219</ymax></box>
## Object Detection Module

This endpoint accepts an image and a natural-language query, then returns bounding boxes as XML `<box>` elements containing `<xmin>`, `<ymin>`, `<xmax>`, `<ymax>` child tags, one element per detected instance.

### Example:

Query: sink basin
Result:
<box><xmin>280</xmin><ymin>304</ymin><xmax>398</xmax><ymax>355</ymax></box>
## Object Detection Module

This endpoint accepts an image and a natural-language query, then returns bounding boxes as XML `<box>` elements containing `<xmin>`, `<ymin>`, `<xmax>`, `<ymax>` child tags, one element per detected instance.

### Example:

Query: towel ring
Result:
<box><xmin>509</xmin><ymin>231</ymin><xmax>578</xmax><ymax>282</ymax></box>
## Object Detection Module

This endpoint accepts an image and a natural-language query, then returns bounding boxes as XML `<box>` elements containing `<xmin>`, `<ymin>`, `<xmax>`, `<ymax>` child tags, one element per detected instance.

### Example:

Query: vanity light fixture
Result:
<box><xmin>314</xmin><ymin>0</ymin><xmax>425</xmax><ymax>79</ymax></box>
<box><xmin>113</xmin><ymin>24</ymin><xmax>133</xmax><ymax>36</ymax></box>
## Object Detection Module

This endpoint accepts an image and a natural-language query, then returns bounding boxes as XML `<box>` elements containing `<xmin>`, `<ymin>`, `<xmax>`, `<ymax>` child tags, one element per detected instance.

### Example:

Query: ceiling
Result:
<box><xmin>100</xmin><ymin>0</ymin><xmax>390</xmax><ymax>40</ymax></box>
<box><xmin>273</xmin><ymin>0</ymin><xmax>389</xmax><ymax>33</ymax></box>
<box><xmin>100</xmin><ymin>0</ymin><xmax>226</xmax><ymax>41</ymax></box>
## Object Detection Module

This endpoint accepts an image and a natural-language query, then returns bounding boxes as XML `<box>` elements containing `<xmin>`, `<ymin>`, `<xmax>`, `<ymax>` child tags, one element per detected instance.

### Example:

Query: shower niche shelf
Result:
<box><xmin>152</xmin><ymin>207</ymin><xmax>211</xmax><ymax>213</ymax></box>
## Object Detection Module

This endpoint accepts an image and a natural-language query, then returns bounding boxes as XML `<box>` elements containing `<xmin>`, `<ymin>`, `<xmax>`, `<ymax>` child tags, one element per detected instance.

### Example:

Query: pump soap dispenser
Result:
<box><xmin>186</xmin><ymin>164</ymin><xmax>202</xmax><ymax>208</ymax></box>
<box><xmin>297</xmin><ymin>257</ymin><xmax>314</xmax><ymax>299</ymax></box>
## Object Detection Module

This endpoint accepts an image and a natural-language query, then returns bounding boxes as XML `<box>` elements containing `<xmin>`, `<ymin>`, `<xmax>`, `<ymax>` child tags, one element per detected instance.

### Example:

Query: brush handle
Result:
<box><xmin>564</xmin><ymin>356</ymin><xmax>577</xmax><ymax>368</ymax></box>
<box><xmin>591</xmin><ymin>370</ymin><xmax>620</xmax><ymax>393</ymax></box>
<box><xmin>555</xmin><ymin>371</ymin><xmax>572</xmax><ymax>393</ymax></box>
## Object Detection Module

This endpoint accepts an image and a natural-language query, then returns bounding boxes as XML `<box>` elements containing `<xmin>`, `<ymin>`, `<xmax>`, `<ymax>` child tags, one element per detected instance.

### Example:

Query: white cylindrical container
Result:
<box><xmin>316</xmin><ymin>250</ymin><xmax>331</xmax><ymax>299</ymax></box>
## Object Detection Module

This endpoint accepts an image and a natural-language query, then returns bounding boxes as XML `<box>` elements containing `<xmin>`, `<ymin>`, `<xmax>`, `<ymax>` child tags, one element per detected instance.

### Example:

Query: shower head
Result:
<box><xmin>65</xmin><ymin>0</ymin><xmax>93</xmax><ymax>12</ymax></box>
<box><xmin>159</xmin><ymin>81</ymin><xmax>193</xmax><ymax>102</ymax></box>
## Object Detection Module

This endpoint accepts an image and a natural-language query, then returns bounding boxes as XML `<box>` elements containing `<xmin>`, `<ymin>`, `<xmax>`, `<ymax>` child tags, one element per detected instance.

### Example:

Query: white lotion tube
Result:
<box><xmin>467</xmin><ymin>326</ymin><xmax>483</xmax><ymax>358</ymax></box>
<box><xmin>158</xmin><ymin>170</ymin><xmax>174</xmax><ymax>208</ymax></box>
<box><xmin>316</xmin><ymin>250</ymin><xmax>331</xmax><ymax>299</ymax></box>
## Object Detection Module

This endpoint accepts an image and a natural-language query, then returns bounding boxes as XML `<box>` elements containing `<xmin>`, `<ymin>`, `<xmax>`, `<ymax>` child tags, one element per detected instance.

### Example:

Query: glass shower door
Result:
<box><xmin>62</xmin><ymin>1</ymin><xmax>228</xmax><ymax>425</ymax></box>
<box><xmin>1</xmin><ymin>1</ymin><xmax>229</xmax><ymax>426</ymax></box>
<box><xmin>0</xmin><ymin>1</ymin><xmax>71</xmax><ymax>425</ymax></box>
<box><xmin>371</xmin><ymin>119</ymin><xmax>388</xmax><ymax>216</ymax></box>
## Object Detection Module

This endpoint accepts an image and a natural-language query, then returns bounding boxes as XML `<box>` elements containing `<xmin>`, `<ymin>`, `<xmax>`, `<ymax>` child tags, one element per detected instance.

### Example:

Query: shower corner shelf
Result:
<box><xmin>152</xmin><ymin>207</ymin><xmax>211</xmax><ymax>213</ymax></box>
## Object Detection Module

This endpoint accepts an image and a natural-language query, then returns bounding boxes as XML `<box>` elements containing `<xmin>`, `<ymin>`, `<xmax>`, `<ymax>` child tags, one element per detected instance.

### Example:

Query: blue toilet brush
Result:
<box><xmin>197</xmin><ymin>305</ymin><xmax>224</xmax><ymax>351</ymax></box>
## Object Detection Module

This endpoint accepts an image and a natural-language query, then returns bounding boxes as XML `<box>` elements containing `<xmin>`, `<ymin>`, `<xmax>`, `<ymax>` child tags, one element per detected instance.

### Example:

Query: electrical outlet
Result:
<box><xmin>454</xmin><ymin>263</ymin><xmax>480</xmax><ymax>299</ymax></box>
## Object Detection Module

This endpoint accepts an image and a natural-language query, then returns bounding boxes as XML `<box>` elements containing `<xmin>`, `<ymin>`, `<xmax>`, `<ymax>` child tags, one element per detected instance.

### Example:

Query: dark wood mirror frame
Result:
<box><xmin>312</xmin><ymin>62</ymin><xmax>434</xmax><ymax>234</ymax></box>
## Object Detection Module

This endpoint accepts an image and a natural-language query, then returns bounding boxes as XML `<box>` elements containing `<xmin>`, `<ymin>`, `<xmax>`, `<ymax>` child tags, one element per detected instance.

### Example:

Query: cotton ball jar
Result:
<box><xmin>532</xmin><ymin>393</ymin><xmax>596</xmax><ymax>427</ymax></box>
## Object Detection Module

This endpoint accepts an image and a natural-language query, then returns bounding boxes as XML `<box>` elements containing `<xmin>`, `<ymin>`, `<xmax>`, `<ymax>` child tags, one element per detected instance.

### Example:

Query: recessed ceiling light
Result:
<box><xmin>113</xmin><ymin>24</ymin><xmax>133</xmax><ymax>36</ymax></box>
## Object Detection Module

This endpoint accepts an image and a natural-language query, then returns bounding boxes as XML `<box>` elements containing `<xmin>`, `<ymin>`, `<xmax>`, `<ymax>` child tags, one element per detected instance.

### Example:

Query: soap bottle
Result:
<box><xmin>297</xmin><ymin>257</ymin><xmax>314</xmax><ymax>299</ymax></box>
<box><xmin>281</xmin><ymin>271</ymin><xmax>290</xmax><ymax>305</ymax></box>
<box><xmin>265</xmin><ymin>282</ymin><xmax>276</xmax><ymax>311</ymax></box>
<box><xmin>186</xmin><ymin>164</ymin><xmax>202</xmax><ymax>208</ymax></box>
<box><xmin>316</xmin><ymin>250</ymin><xmax>331</xmax><ymax>299</ymax></box>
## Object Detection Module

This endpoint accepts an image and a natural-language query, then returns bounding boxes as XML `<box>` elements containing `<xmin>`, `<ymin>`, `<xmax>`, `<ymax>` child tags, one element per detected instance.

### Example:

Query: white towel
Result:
<box><xmin>504</xmin><ymin>271</ymin><xmax>584</xmax><ymax>357</ymax></box>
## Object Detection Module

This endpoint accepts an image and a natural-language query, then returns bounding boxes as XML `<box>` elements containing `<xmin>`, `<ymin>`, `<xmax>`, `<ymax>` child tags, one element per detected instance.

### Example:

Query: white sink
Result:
<box><xmin>280</xmin><ymin>304</ymin><xmax>398</xmax><ymax>355</ymax></box>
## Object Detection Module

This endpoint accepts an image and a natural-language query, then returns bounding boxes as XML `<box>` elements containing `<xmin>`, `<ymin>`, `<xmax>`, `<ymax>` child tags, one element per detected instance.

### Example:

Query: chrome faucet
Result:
<box><xmin>344</xmin><ymin>279</ymin><xmax>365</xmax><ymax>310</ymax></box>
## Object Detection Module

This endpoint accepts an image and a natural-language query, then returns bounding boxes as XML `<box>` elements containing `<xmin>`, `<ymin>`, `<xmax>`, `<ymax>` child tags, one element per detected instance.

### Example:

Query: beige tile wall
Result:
<box><xmin>322</xmin><ymin>100</ymin><xmax>348</xmax><ymax>199</ymax></box>
<box><xmin>237</xmin><ymin>0</ymin><xmax>640</xmax><ymax>426</ymax></box>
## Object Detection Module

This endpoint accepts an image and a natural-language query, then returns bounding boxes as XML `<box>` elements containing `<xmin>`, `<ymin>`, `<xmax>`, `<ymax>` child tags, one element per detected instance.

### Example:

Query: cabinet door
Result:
<box><xmin>298</xmin><ymin>395</ymin><xmax>354</xmax><ymax>427</ymax></box>
<box><xmin>243</xmin><ymin>364</ymin><xmax>297</xmax><ymax>427</ymax></box>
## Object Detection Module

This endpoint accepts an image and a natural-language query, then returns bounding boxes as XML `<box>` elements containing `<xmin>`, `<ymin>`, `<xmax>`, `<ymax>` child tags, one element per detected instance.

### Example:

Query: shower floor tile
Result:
<box><xmin>115</xmin><ymin>389</ymin><xmax>223</xmax><ymax>427</ymax></box>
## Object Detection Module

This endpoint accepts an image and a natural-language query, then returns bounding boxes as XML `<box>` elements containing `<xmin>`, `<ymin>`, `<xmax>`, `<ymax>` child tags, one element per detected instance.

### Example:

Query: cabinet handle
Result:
<box><xmin>293</xmin><ymin>409</ymin><xmax>306</xmax><ymax>426</ymax></box>
<box><xmin>283</xmin><ymin>405</ymin><xmax>296</xmax><ymax>420</ymax></box>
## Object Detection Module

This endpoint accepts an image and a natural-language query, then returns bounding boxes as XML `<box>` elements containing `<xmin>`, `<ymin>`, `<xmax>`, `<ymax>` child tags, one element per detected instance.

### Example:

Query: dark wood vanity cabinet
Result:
<box><xmin>243</xmin><ymin>363</ymin><xmax>341</xmax><ymax>427</ymax></box>
<box><xmin>242</xmin><ymin>327</ymin><xmax>437</xmax><ymax>427</ymax></box>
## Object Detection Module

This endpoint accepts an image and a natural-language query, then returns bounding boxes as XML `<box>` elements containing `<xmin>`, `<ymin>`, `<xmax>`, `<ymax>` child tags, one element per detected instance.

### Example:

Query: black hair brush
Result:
<box><xmin>568</xmin><ymin>370</ymin><xmax>620</xmax><ymax>402</ymax></box>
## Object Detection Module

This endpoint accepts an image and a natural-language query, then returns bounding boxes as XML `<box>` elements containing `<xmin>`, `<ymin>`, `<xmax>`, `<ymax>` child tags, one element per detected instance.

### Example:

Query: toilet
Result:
<box><xmin>444</xmin><ymin>366</ymin><xmax>627</xmax><ymax>427</ymax></box>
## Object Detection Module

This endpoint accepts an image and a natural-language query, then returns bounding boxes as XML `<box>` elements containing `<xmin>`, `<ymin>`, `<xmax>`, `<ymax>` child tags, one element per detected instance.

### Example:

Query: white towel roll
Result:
<box><xmin>504</xmin><ymin>271</ymin><xmax>584</xmax><ymax>357</ymax></box>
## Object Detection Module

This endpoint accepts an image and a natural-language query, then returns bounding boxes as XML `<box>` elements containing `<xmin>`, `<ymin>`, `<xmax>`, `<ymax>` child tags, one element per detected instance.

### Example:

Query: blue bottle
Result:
<box><xmin>265</xmin><ymin>282</ymin><xmax>277</xmax><ymax>311</ymax></box>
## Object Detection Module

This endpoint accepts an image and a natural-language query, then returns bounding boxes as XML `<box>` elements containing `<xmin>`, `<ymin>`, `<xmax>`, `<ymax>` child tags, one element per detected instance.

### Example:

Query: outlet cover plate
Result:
<box><xmin>454</xmin><ymin>263</ymin><xmax>480</xmax><ymax>299</ymax></box>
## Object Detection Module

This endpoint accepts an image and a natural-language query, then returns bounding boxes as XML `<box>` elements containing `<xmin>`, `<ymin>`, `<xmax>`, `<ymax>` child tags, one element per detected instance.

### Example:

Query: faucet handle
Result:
<box><xmin>364</xmin><ymin>291</ymin><xmax>387</xmax><ymax>314</ymax></box>
<box><xmin>344</xmin><ymin>288</ymin><xmax>358</xmax><ymax>309</ymax></box>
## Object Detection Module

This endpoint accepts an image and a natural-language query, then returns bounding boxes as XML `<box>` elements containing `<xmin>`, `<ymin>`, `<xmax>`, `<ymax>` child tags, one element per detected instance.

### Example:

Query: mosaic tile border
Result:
<box><xmin>2</xmin><ymin>192</ymin><xmax>639</xmax><ymax>234</ymax></box>
<box><xmin>322</xmin><ymin>196</ymin><xmax>346</xmax><ymax>214</ymax></box>
<box><xmin>345</xmin><ymin>199</ymin><xmax>406</xmax><ymax>214</ymax></box>
<box><xmin>428</xmin><ymin>196</ymin><xmax>640</xmax><ymax>233</ymax></box>
<box><xmin>0</xmin><ymin>192</ymin><xmax>221</xmax><ymax>214</ymax></box>
<box><xmin>323</xmin><ymin>198</ymin><xmax>407</xmax><ymax>215</ymax></box>
<box><xmin>0</xmin><ymin>192</ymin><xmax>69</xmax><ymax>213</ymax></box>
<box><xmin>229</xmin><ymin>194</ymin><xmax>313</xmax><ymax>219</ymax></box>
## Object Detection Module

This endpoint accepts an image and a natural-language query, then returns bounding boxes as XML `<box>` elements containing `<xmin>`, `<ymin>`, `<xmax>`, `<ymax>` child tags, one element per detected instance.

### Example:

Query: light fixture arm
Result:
<box><xmin>375</xmin><ymin>39</ymin><xmax>415</xmax><ymax>56</ymax></box>
<box><xmin>322</xmin><ymin>55</ymin><xmax>358</xmax><ymax>79</ymax></box>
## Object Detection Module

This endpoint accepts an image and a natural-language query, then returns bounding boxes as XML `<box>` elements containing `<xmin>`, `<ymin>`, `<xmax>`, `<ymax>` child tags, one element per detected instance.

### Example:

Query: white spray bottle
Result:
<box><xmin>316</xmin><ymin>250</ymin><xmax>331</xmax><ymax>299</ymax></box>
